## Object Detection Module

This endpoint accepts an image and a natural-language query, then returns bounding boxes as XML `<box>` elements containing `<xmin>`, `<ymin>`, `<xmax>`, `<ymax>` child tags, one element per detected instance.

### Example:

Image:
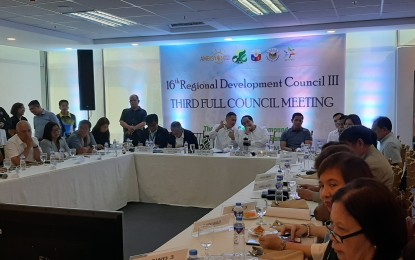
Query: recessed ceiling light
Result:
<box><xmin>131</xmin><ymin>43</ymin><xmax>139</xmax><ymax>46</ymax></box>
<box><xmin>65</xmin><ymin>48</ymin><xmax>73</xmax><ymax>50</ymax></box>
<box><xmin>327</xmin><ymin>30</ymin><xmax>336</xmax><ymax>34</ymax></box>
<box><xmin>224</xmin><ymin>37</ymin><xmax>233</xmax><ymax>41</ymax></box>
<box><xmin>7</xmin><ymin>37</ymin><xmax>16</xmax><ymax>41</ymax></box>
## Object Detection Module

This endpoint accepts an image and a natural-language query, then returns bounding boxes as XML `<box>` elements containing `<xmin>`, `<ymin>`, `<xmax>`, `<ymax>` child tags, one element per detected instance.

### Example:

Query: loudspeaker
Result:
<box><xmin>77</xmin><ymin>50</ymin><xmax>95</xmax><ymax>110</ymax></box>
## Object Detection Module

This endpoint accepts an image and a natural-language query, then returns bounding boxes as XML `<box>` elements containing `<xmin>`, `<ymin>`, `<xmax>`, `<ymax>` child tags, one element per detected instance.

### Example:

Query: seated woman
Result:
<box><xmin>236</xmin><ymin>115</ymin><xmax>269</xmax><ymax>151</ymax></box>
<box><xmin>259</xmin><ymin>152</ymin><xmax>374</xmax><ymax>259</ymax></box>
<box><xmin>67</xmin><ymin>120</ymin><xmax>97</xmax><ymax>155</ymax></box>
<box><xmin>39</xmin><ymin>122</ymin><xmax>70</xmax><ymax>159</ymax></box>
<box><xmin>91</xmin><ymin>117</ymin><xmax>110</xmax><ymax>148</ymax></box>
<box><xmin>330</xmin><ymin>178</ymin><xmax>407</xmax><ymax>259</ymax></box>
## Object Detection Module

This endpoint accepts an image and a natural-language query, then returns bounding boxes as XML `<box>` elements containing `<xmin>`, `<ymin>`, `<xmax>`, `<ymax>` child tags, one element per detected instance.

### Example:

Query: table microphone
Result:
<box><xmin>0</xmin><ymin>173</ymin><xmax>8</xmax><ymax>179</ymax></box>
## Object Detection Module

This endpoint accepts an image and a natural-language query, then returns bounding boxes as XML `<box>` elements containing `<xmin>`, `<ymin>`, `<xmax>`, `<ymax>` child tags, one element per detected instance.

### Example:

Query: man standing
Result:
<box><xmin>5</xmin><ymin>121</ymin><xmax>41</xmax><ymax>165</ymax></box>
<box><xmin>28</xmin><ymin>100</ymin><xmax>60</xmax><ymax>140</ymax></box>
<box><xmin>339</xmin><ymin>125</ymin><xmax>394</xmax><ymax>190</ymax></box>
<box><xmin>119</xmin><ymin>94</ymin><xmax>147</xmax><ymax>146</ymax></box>
<box><xmin>56</xmin><ymin>99</ymin><xmax>76</xmax><ymax>138</ymax></box>
<box><xmin>280</xmin><ymin>112</ymin><xmax>312</xmax><ymax>152</ymax></box>
<box><xmin>327</xmin><ymin>113</ymin><xmax>345</xmax><ymax>142</ymax></box>
<box><xmin>208</xmin><ymin>112</ymin><xmax>238</xmax><ymax>150</ymax></box>
<box><xmin>372</xmin><ymin>116</ymin><xmax>402</xmax><ymax>166</ymax></box>
<box><xmin>140</xmin><ymin>114</ymin><xmax>170</xmax><ymax>148</ymax></box>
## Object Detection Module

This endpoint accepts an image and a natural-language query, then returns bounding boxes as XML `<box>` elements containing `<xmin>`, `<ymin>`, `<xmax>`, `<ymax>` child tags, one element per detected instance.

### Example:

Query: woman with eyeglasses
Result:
<box><xmin>39</xmin><ymin>122</ymin><xmax>70</xmax><ymax>158</ymax></box>
<box><xmin>259</xmin><ymin>151</ymin><xmax>374</xmax><ymax>259</ymax></box>
<box><xmin>330</xmin><ymin>178</ymin><xmax>407</xmax><ymax>259</ymax></box>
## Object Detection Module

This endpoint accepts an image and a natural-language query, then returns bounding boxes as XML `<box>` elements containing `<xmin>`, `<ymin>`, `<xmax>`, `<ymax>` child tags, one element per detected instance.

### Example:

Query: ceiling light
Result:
<box><xmin>224</xmin><ymin>37</ymin><xmax>233</xmax><ymax>41</ymax></box>
<box><xmin>131</xmin><ymin>43</ymin><xmax>139</xmax><ymax>46</ymax></box>
<box><xmin>327</xmin><ymin>30</ymin><xmax>336</xmax><ymax>34</ymax></box>
<box><xmin>229</xmin><ymin>0</ymin><xmax>287</xmax><ymax>16</ymax></box>
<box><xmin>65</xmin><ymin>10</ymin><xmax>136</xmax><ymax>27</ymax></box>
<box><xmin>65</xmin><ymin>48</ymin><xmax>73</xmax><ymax>50</ymax></box>
<box><xmin>7</xmin><ymin>37</ymin><xmax>16</xmax><ymax>41</ymax></box>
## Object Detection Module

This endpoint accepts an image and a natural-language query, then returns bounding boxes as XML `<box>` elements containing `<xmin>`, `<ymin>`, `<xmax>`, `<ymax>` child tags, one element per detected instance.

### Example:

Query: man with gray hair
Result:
<box><xmin>168</xmin><ymin>121</ymin><xmax>198</xmax><ymax>149</ymax></box>
<box><xmin>5</xmin><ymin>121</ymin><xmax>41</xmax><ymax>165</ymax></box>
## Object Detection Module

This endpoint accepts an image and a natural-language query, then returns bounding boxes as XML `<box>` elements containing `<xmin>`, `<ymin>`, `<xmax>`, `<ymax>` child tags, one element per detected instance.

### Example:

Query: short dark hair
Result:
<box><xmin>78</xmin><ymin>120</ymin><xmax>91</xmax><ymax>129</ymax></box>
<box><xmin>241</xmin><ymin>115</ymin><xmax>253</xmax><ymax>125</ymax></box>
<box><xmin>291</xmin><ymin>112</ymin><xmax>303</xmax><ymax>121</ymax></box>
<box><xmin>315</xmin><ymin>143</ymin><xmax>354</xmax><ymax>169</ymax></box>
<box><xmin>226</xmin><ymin>112</ymin><xmax>236</xmax><ymax>118</ymax></box>
<box><xmin>170</xmin><ymin>121</ymin><xmax>182</xmax><ymax>129</ymax></box>
<box><xmin>373</xmin><ymin>116</ymin><xmax>392</xmax><ymax>132</ymax></box>
<box><xmin>146</xmin><ymin>114</ymin><xmax>158</xmax><ymax>124</ymax></box>
<box><xmin>28</xmin><ymin>100</ymin><xmax>40</xmax><ymax>107</ymax></box>
<box><xmin>332</xmin><ymin>178</ymin><xmax>407</xmax><ymax>260</ymax></box>
<box><xmin>317</xmin><ymin>151</ymin><xmax>373</xmax><ymax>182</ymax></box>
<box><xmin>333</xmin><ymin>113</ymin><xmax>344</xmax><ymax>118</ymax></box>
<box><xmin>42</xmin><ymin>121</ymin><xmax>61</xmax><ymax>142</ymax></box>
<box><xmin>59</xmin><ymin>100</ymin><xmax>69</xmax><ymax>106</ymax></box>
<box><xmin>10</xmin><ymin>102</ymin><xmax>24</xmax><ymax>116</ymax></box>
<box><xmin>339</xmin><ymin>125</ymin><xmax>374</xmax><ymax>145</ymax></box>
<box><xmin>344</xmin><ymin>114</ymin><xmax>361</xmax><ymax>125</ymax></box>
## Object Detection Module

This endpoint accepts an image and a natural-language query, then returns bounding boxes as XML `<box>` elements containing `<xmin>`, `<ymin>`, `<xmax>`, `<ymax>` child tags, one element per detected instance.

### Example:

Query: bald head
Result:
<box><xmin>16</xmin><ymin>120</ymin><xmax>30</xmax><ymax>131</ymax></box>
<box><xmin>129</xmin><ymin>94</ymin><xmax>140</xmax><ymax>109</ymax></box>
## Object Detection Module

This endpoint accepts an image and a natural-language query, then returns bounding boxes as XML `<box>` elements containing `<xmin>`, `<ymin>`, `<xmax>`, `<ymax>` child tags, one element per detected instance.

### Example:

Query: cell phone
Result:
<box><xmin>246</xmin><ymin>239</ymin><xmax>260</xmax><ymax>246</ymax></box>
<box><xmin>280</xmin><ymin>234</ymin><xmax>301</xmax><ymax>243</ymax></box>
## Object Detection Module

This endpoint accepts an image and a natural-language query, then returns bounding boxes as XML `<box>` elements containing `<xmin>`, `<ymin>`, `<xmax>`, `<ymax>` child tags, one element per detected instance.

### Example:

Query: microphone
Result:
<box><xmin>0</xmin><ymin>174</ymin><xmax>8</xmax><ymax>179</ymax></box>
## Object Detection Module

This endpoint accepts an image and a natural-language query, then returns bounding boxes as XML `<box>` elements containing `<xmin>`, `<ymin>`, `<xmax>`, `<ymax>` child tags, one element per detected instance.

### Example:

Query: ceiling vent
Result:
<box><xmin>168</xmin><ymin>21</ymin><xmax>216</xmax><ymax>33</ymax></box>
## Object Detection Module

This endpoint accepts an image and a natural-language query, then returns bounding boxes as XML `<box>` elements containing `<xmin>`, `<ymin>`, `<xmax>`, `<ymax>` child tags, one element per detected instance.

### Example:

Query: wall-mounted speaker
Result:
<box><xmin>77</xmin><ymin>50</ymin><xmax>95</xmax><ymax>110</ymax></box>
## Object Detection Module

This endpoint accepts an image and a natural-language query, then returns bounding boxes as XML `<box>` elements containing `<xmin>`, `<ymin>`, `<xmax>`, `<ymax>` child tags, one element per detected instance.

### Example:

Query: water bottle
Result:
<box><xmin>233</xmin><ymin>202</ymin><xmax>243</xmax><ymax>220</ymax></box>
<box><xmin>304</xmin><ymin>149</ymin><xmax>310</xmax><ymax>170</ymax></box>
<box><xmin>145</xmin><ymin>139</ymin><xmax>149</xmax><ymax>147</ymax></box>
<box><xmin>184</xmin><ymin>141</ymin><xmax>189</xmax><ymax>154</ymax></box>
<box><xmin>275</xmin><ymin>173</ymin><xmax>284</xmax><ymax>203</ymax></box>
<box><xmin>104</xmin><ymin>142</ymin><xmax>109</xmax><ymax>154</ymax></box>
<box><xmin>19</xmin><ymin>155</ymin><xmax>26</xmax><ymax>171</ymax></box>
<box><xmin>187</xmin><ymin>249</ymin><xmax>200</xmax><ymax>260</ymax></box>
<box><xmin>233</xmin><ymin>215</ymin><xmax>246</xmax><ymax>259</ymax></box>
<box><xmin>317</xmin><ymin>141</ymin><xmax>322</xmax><ymax>155</ymax></box>
<box><xmin>300</xmin><ymin>142</ymin><xmax>305</xmax><ymax>152</ymax></box>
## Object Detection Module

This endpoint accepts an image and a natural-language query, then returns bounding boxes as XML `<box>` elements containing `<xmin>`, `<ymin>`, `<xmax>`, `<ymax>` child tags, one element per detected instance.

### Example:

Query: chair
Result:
<box><xmin>269</xmin><ymin>131</ymin><xmax>276</xmax><ymax>144</ymax></box>
<box><xmin>193</xmin><ymin>132</ymin><xmax>204</xmax><ymax>146</ymax></box>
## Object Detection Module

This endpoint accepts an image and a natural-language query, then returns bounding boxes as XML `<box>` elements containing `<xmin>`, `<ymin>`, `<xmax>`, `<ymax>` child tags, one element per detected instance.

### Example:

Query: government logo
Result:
<box><xmin>266</xmin><ymin>48</ymin><xmax>279</xmax><ymax>62</ymax></box>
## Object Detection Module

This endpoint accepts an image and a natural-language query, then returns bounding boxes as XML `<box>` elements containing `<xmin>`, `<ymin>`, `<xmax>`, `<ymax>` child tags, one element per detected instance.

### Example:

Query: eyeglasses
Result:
<box><xmin>325</xmin><ymin>222</ymin><xmax>364</xmax><ymax>243</ymax></box>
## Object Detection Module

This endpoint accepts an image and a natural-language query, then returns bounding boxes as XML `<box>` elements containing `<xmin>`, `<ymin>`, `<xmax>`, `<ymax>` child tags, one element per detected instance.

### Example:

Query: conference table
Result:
<box><xmin>0</xmin><ymin>151</ymin><xmax>277</xmax><ymax>209</ymax></box>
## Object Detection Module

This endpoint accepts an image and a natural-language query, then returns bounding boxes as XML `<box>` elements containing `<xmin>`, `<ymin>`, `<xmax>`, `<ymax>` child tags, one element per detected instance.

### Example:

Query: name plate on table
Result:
<box><xmin>222</xmin><ymin>201</ymin><xmax>256</xmax><ymax>215</ymax></box>
<box><xmin>192</xmin><ymin>214</ymin><xmax>233</xmax><ymax>235</ymax></box>
<box><xmin>130</xmin><ymin>248</ymin><xmax>188</xmax><ymax>260</ymax></box>
<box><xmin>163</xmin><ymin>148</ymin><xmax>182</xmax><ymax>154</ymax></box>
<box><xmin>137</xmin><ymin>146</ymin><xmax>153</xmax><ymax>153</ymax></box>
<box><xmin>279</xmin><ymin>153</ymin><xmax>298</xmax><ymax>164</ymax></box>
<box><xmin>194</xmin><ymin>149</ymin><xmax>214</xmax><ymax>156</ymax></box>
<box><xmin>267</xmin><ymin>150</ymin><xmax>278</xmax><ymax>157</ymax></box>
<box><xmin>255</xmin><ymin>172</ymin><xmax>277</xmax><ymax>182</ymax></box>
<box><xmin>254</xmin><ymin>179</ymin><xmax>277</xmax><ymax>191</ymax></box>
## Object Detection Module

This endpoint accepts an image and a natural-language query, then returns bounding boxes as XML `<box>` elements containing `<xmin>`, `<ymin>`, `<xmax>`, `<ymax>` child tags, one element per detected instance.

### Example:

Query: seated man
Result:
<box><xmin>280</xmin><ymin>112</ymin><xmax>312</xmax><ymax>152</ymax></box>
<box><xmin>236</xmin><ymin>115</ymin><xmax>269</xmax><ymax>151</ymax></box>
<box><xmin>372</xmin><ymin>116</ymin><xmax>402</xmax><ymax>167</ymax></box>
<box><xmin>140</xmin><ymin>114</ymin><xmax>170</xmax><ymax>148</ymax></box>
<box><xmin>208</xmin><ymin>112</ymin><xmax>238</xmax><ymax>150</ymax></box>
<box><xmin>326</xmin><ymin>113</ymin><xmax>344</xmax><ymax>142</ymax></box>
<box><xmin>5</xmin><ymin>121</ymin><xmax>41</xmax><ymax>165</ymax></box>
<box><xmin>67</xmin><ymin>120</ymin><xmax>97</xmax><ymax>155</ymax></box>
<box><xmin>339</xmin><ymin>125</ymin><xmax>394</xmax><ymax>190</ymax></box>
<box><xmin>169</xmin><ymin>121</ymin><xmax>198</xmax><ymax>149</ymax></box>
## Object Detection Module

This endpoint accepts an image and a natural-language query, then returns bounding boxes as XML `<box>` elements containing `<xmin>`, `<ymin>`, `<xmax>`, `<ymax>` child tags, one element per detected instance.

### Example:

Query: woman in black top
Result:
<box><xmin>8</xmin><ymin>102</ymin><xmax>27</xmax><ymax>138</ymax></box>
<box><xmin>91</xmin><ymin>117</ymin><xmax>110</xmax><ymax>147</ymax></box>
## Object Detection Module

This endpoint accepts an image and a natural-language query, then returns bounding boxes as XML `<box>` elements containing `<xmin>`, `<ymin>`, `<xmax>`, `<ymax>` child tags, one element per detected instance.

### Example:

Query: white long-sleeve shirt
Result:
<box><xmin>236</xmin><ymin>126</ymin><xmax>270</xmax><ymax>151</ymax></box>
<box><xmin>208</xmin><ymin>124</ymin><xmax>237</xmax><ymax>150</ymax></box>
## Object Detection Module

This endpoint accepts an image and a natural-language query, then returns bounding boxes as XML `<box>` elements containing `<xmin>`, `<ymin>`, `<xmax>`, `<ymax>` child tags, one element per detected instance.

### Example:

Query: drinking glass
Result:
<box><xmin>288</xmin><ymin>180</ymin><xmax>299</xmax><ymax>200</ymax></box>
<box><xmin>297</xmin><ymin>153</ymin><xmax>305</xmax><ymax>171</ymax></box>
<box><xmin>283</xmin><ymin>159</ymin><xmax>291</xmax><ymax>179</ymax></box>
<box><xmin>50</xmin><ymin>154</ymin><xmax>57</xmax><ymax>169</ymax></box>
<box><xmin>92</xmin><ymin>145</ymin><xmax>97</xmax><ymax>154</ymax></box>
<box><xmin>198</xmin><ymin>224</ymin><xmax>214</xmax><ymax>258</ymax></box>
<box><xmin>70</xmin><ymin>148</ymin><xmax>77</xmax><ymax>158</ymax></box>
<box><xmin>3</xmin><ymin>158</ymin><xmax>11</xmax><ymax>172</ymax></box>
<box><xmin>40</xmin><ymin>153</ymin><xmax>47</xmax><ymax>165</ymax></box>
<box><xmin>190</xmin><ymin>144</ymin><xmax>196</xmax><ymax>154</ymax></box>
<box><xmin>255</xmin><ymin>199</ymin><xmax>268</xmax><ymax>226</ymax></box>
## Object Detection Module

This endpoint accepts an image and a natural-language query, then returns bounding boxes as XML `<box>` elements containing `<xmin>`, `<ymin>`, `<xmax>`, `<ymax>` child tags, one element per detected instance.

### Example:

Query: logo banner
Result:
<box><xmin>160</xmin><ymin>35</ymin><xmax>345</xmax><ymax>141</ymax></box>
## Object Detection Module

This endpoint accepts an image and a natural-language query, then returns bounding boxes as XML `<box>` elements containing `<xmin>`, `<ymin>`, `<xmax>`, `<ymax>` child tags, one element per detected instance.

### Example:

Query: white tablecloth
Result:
<box><xmin>134</xmin><ymin>153</ymin><xmax>276</xmax><ymax>208</ymax></box>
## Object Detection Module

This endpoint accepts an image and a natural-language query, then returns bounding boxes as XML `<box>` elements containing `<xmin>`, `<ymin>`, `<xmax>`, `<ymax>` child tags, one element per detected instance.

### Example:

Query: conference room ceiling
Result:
<box><xmin>1</xmin><ymin>0</ymin><xmax>415</xmax><ymax>50</ymax></box>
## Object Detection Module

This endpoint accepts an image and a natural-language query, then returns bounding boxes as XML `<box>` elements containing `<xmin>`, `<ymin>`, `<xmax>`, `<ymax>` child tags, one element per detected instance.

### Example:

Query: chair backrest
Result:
<box><xmin>269</xmin><ymin>131</ymin><xmax>276</xmax><ymax>144</ymax></box>
<box><xmin>193</xmin><ymin>132</ymin><xmax>204</xmax><ymax>146</ymax></box>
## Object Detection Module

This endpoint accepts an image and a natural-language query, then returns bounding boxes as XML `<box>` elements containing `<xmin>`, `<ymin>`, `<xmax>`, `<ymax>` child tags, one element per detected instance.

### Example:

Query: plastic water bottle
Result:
<box><xmin>317</xmin><ymin>141</ymin><xmax>322</xmax><ymax>155</ymax></box>
<box><xmin>187</xmin><ymin>249</ymin><xmax>200</xmax><ymax>260</ymax></box>
<box><xmin>233</xmin><ymin>215</ymin><xmax>245</xmax><ymax>259</ymax></box>
<box><xmin>145</xmin><ymin>139</ymin><xmax>149</xmax><ymax>147</ymax></box>
<box><xmin>275</xmin><ymin>173</ymin><xmax>284</xmax><ymax>203</ymax></box>
<box><xmin>104</xmin><ymin>142</ymin><xmax>109</xmax><ymax>154</ymax></box>
<box><xmin>184</xmin><ymin>141</ymin><xmax>189</xmax><ymax>154</ymax></box>
<box><xmin>19</xmin><ymin>155</ymin><xmax>26</xmax><ymax>171</ymax></box>
<box><xmin>233</xmin><ymin>202</ymin><xmax>243</xmax><ymax>220</ymax></box>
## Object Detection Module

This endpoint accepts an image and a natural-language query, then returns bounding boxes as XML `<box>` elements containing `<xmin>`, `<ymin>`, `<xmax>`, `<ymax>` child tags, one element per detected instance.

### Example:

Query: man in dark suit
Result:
<box><xmin>169</xmin><ymin>121</ymin><xmax>199</xmax><ymax>149</ymax></box>
<box><xmin>140</xmin><ymin>114</ymin><xmax>170</xmax><ymax>148</ymax></box>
